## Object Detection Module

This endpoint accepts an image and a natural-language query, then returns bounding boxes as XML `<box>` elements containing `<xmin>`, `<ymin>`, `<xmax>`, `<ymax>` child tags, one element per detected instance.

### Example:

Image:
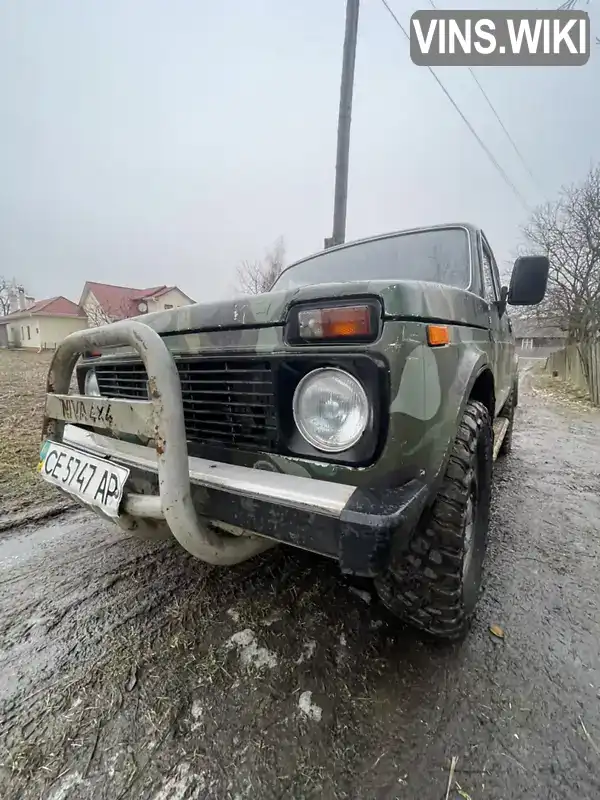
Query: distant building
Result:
<box><xmin>0</xmin><ymin>297</ymin><xmax>88</xmax><ymax>350</ymax></box>
<box><xmin>0</xmin><ymin>281</ymin><xmax>196</xmax><ymax>350</ymax></box>
<box><xmin>512</xmin><ymin>320</ymin><xmax>567</xmax><ymax>353</ymax></box>
<box><xmin>79</xmin><ymin>282</ymin><xmax>195</xmax><ymax>326</ymax></box>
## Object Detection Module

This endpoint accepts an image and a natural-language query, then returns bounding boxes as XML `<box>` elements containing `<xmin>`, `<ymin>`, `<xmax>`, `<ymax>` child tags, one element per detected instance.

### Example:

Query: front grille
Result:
<box><xmin>94</xmin><ymin>358</ymin><xmax>278</xmax><ymax>452</ymax></box>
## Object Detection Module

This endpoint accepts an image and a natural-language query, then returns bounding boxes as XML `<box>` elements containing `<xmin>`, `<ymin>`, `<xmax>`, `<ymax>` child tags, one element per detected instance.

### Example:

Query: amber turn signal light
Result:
<box><xmin>297</xmin><ymin>305</ymin><xmax>373</xmax><ymax>340</ymax></box>
<box><xmin>426</xmin><ymin>324</ymin><xmax>450</xmax><ymax>347</ymax></box>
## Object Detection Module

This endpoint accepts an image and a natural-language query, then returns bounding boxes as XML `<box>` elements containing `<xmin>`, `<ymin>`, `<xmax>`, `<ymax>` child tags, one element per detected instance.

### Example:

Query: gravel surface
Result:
<box><xmin>0</xmin><ymin>363</ymin><xmax>599</xmax><ymax>799</ymax></box>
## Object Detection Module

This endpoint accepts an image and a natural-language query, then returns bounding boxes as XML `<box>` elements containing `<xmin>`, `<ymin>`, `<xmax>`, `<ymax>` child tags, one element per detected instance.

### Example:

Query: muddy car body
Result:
<box><xmin>40</xmin><ymin>223</ymin><xmax>548</xmax><ymax>639</ymax></box>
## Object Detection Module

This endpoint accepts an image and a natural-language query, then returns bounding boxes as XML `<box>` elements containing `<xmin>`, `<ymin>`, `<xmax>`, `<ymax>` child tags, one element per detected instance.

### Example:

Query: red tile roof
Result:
<box><xmin>131</xmin><ymin>286</ymin><xmax>170</xmax><ymax>300</ymax></box>
<box><xmin>81</xmin><ymin>282</ymin><xmax>193</xmax><ymax>319</ymax></box>
<box><xmin>146</xmin><ymin>286</ymin><xmax>178</xmax><ymax>299</ymax></box>
<box><xmin>1</xmin><ymin>296</ymin><xmax>85</xmax><ymax>320</ymax></box>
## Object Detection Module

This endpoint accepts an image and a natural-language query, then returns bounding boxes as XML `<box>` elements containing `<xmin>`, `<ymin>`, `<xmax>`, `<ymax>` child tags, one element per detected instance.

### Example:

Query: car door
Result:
<box><xmin>479</xmin><ymin>233</ymin><xmax>512</xmax><ymax>414</ymax></box>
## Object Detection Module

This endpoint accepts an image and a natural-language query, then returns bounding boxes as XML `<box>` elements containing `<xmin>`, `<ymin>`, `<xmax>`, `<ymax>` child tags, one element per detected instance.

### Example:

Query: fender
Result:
<box><xmin>424</xmin><ymin>349</ymin><xmax>493</xmax><ymax>504</ymax></box>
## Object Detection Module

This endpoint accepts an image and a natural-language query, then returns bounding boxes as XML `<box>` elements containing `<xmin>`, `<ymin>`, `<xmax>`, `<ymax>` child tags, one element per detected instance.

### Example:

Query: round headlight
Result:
<box><xmin>292</xmin><ymin>368</ymin><xmax>370</xmax><ymax>453</ymax></box>
<box><xmin>84</xmin><ymin>369</ymin><xmax>101</xmax><ymax>397</ymax></box>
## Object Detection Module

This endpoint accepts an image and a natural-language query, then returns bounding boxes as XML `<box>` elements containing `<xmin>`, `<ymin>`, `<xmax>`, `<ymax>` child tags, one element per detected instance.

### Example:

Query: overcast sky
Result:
<box><xmin>0</xmin><ymin>0</ymin><xmax>598</xmax><ymax>304</ymax></box>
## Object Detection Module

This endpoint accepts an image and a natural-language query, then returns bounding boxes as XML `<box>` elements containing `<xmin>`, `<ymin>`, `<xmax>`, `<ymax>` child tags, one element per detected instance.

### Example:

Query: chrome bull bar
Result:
<box><xmin>42</xmin><ymin>319</ymin><xmax>275</xmax><ymax>565</ymax></box>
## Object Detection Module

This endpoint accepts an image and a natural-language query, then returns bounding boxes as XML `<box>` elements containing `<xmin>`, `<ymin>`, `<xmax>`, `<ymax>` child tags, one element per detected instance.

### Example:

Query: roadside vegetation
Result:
<box><xmin>0</xmin><ymin>349</ymin><xmax>72</xmax><ymax>527</ymax></box>
<box><xmin>518</xmin><ymin>165</ymin><xmax>600</xmax><ymax>405</ymax></box>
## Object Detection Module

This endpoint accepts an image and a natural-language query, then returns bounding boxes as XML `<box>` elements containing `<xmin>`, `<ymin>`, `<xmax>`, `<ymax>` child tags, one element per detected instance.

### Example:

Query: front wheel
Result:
<box><xmin>375</xmin><ymin>400</ymin><xmax>493</xmax><ymax>641</ymax></box>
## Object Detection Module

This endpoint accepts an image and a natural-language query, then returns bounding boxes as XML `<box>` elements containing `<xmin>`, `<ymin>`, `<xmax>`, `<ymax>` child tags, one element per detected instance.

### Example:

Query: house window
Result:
<box><xmin>522</xmin><ymin>338</ymin><xmax>534</xmax><ymax>350</ymax></box>
<box><xmin>164</xmin><ymin>303</ymin><xmax>173</xmax><ymax>310</ymax></box>
<box><xmin>27</xmin><ymin>325</ymin><xmax>31</xmax><ymax>340</ymax></box>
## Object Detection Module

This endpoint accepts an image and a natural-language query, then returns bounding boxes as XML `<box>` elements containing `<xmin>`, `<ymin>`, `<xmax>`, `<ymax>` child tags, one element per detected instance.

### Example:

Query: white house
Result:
<box><xmin>0</xmin><ymin>296</ymin><xmax>88</xmax><ymax>350</ymax></box>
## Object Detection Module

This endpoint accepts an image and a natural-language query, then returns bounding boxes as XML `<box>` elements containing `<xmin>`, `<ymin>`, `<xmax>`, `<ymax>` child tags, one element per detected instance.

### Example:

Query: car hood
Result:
<box><xmin>135</xmin><ymin>279</ymin><xmax>489</xmax><ymax>334</ymax></box>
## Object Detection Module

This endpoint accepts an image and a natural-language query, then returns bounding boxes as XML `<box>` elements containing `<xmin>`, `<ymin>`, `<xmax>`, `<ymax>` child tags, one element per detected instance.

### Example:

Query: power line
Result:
<box><xmin>378</xmin><ymin>0</ymin><xmax>531</xmax><ymax>211</ymax></box>
<box><xmin>464</xmin><ymin>69</ymin><xmax>539</xmax><ymax>186</ymax></box>
<box><xmin>428</xmin><ymin>0</ymin><xmax>540</xmax><ymax>190</ymax></box>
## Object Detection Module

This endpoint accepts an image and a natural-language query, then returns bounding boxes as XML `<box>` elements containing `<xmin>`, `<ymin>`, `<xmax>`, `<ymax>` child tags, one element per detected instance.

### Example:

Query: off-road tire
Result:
<box><xmin>375</xmin><ymin>400</ymin><xmax>493</xmax><ymax>641</ymax></box>
<box><xmin>497</xmin><ymin>380</ymin><xmax>517</xmax><ymax>457</ymax></box>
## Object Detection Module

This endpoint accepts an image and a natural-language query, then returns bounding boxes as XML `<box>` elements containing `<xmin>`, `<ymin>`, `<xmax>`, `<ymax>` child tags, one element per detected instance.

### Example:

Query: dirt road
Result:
<box><xmin>1</xmin><ymin>366</ymin><xmax>599</xmax><ymax>799</ymax></box>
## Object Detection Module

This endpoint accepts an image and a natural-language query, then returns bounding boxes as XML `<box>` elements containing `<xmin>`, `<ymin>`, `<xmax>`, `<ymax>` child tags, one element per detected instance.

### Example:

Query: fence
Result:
<box><xmin>545</xmin><ymin>343</ymin><xmax>600</xmax><ymax>406</ymax></box>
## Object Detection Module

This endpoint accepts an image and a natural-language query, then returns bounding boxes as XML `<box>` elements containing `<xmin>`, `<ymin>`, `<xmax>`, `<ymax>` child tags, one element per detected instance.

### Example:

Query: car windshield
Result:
<box><xmin>272</xmin><ymin>227</ymin><xmax>471</xmax><ymax>291</ymax></box>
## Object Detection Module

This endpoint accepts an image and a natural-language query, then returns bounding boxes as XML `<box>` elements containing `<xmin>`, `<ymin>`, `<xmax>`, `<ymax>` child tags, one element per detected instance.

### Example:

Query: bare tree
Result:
<box><xmin>84</xmin><ymin>302</ymin><xmax>115</xmax><ymax>327</ymax></box>
<box><xmin>522</xmin><ymin>166</ymin><xmax>600</xmax><ymax>340</ymax></box>
<box><xmin>0</xmin><ymin>277</ymin><xmax>31</xmax><ymax>316</ymax></box>
<box><xmin>0</xmin><ymin>278</ymin><xmax>11</xmax><ymax>316</ymax></box>
<box><xmin>521</xmin><ymin>165</ymin><xmax>600</xmax><ymax>387</ymax></box>
<box><xmin>83</xmin><ymin>296</ymin><xmax>139</xmax><ymax>327</ymax></box>
<box><xmin>559</xmin><ymin>1</ymin><xmax>600</xmax><ymax>43</ymax></box>
<box><xmin>236</xmin><ymin>237</ymin><xmax>286</xmax><ymax>295</ymax></box>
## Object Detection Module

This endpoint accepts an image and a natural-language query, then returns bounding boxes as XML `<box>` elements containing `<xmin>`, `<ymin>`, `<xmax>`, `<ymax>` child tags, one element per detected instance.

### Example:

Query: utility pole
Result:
<box><xmin>324</xmin><ymin>0</ymin><xmax>360</xmax><ymax>249</ymax></box>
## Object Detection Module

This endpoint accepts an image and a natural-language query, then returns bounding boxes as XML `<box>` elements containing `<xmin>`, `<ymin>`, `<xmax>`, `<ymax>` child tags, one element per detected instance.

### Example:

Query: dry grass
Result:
<box><xmin>534</xmin><ymin>369</ymin><xmax>599</xmax><ymax>412</ymax></box>
<box><xmin>0</xmin><ymin>349</ymin><xmax>71</xmax><ymax>521</ymax></box>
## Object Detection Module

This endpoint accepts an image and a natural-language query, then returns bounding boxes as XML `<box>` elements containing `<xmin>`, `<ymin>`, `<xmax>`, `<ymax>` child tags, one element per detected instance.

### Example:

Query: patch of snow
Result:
<box><xmin>296</xmin><ymin>640</ymin><xmax>317</xmax><ymax>664</ymax></box>
<box><xmin>339</xmin><ymin>633</ymin><xmax>347</xmax><ymax>646</ymax></box>
<box><xmin>190</xmin><ymin>699</ymin><xmax>203</xmax><ymax>731</ymax></box>
<box><xmin>298</xmin><ymin>691</ymin><xmax>322</xmax><ymax>722</ymax></box>
<box><xmin>227</xmin><ymin>628</ymin><xmax>254</xmax><ymax>647</ymax></box>
<box><xmin>47</xmin><ymin>772</ymin><xmax>83</xmax><ymax>800</ymax></box>
<box><xmin>349</xmin><ymin>586</ymin><xmax>372</xmax><ymax>604</ymax></box>
<box><xmin>151</xmin><ymin>763</ymin><xmax>206</xmax><ymax>800</ymax></box>
<box><xmin>108</xmin><ymin>752</ymin><xmax>120</xmax><ymax>779</ymax></box>
<box><xmin>227</xmin><ymin>608</ymin><xmax>240</xmax><ymax>623</ymax></box>
<box><xmin>225</xmin><ymin>628</ymin><xmax>278</xmax><ymax>670</ymax></box>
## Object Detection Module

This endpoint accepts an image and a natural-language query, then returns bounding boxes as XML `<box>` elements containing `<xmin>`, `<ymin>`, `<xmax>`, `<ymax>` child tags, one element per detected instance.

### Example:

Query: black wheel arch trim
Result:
<box><xmin>425</xmin><ymin>353</ymin><xmax>493</xmax><ymax>503</ymax></box>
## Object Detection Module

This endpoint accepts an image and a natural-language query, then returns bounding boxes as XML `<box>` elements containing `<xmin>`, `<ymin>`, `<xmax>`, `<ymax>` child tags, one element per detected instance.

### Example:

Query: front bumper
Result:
<box><xmin>62</xmin><ymin>425</ymin><xmax>427</xmax><ymax>576</ymax></box>
<box><xmin>42</xmin><ymin>318</ymin><xmax>428</xmax><ymax>575</ymax></box>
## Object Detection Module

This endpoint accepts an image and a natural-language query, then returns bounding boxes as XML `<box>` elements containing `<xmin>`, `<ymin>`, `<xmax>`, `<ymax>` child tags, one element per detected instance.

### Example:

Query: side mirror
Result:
<box><xmin>508</xmin><ymin>255</ymin><xmax>549</xmax><ymax>306</ymax></box>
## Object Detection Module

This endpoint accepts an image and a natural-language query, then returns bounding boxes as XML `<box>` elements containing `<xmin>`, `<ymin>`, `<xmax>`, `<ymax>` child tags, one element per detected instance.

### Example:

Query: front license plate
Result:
<box><xmin>38</xmin><ymin>440</ymin><xmax>130</xmax><ymax>518</ymax></box>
